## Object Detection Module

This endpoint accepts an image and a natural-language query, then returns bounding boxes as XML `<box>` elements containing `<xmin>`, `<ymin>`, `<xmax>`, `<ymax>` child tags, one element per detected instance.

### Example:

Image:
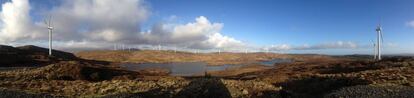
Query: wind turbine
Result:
<box><xmin>44</xmin><ymin>16</ymin><xmax>54</xmax><ymax>56</ymax></box>
<box><xmin>174</xmin><ymin>46</ymin><xmax>177</xmax><ymax>53</ymax></box>
<box><xmin>375</xmin><ymin>23</ymin><xmax>384</xmax><ymax>61</ymax></box>
<box><xmin>158</xmin><ymin>44</ymin><xmax>161</xmax><ymax>51</ymax></box>
<box><xmin>194</xmin><ymin>49</ymin><xmax>198</xmax><ymax>54</ymax></box>
<box><xmin>157</xmin><ymin>40</ymin><xmax>162</xmax><ymax>51</ymax></box>
<box><xmin>265</xmin><ymin>47</ymin><xmax>269</xmax><ymax>54</ymax></box>
<box><xmin>372</xmin><ymin>40</ymin><xmax>377</xmax><ymax>60</ymax></box>
<box><xmin>114</xmin><ymin>44</ymin><xmax>116</xmax><ymax>50</ymax></box>
<box><xmin>218</xmin><ymin>49</ymin><xmax>221</xmax><ymax>54</ymax></box>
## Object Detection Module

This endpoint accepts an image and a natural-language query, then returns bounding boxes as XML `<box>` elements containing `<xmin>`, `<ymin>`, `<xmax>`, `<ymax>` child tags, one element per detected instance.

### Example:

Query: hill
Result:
<box><xmin>0</xmin><ymin>45</ymin><xmax>77</xmax><ymax>67</ymax></box>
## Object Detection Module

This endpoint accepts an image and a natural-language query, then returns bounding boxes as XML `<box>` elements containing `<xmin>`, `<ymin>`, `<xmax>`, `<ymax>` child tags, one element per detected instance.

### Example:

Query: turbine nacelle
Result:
<box><xmin>376</xmin><ymin>25</ymin><xmax>382</xmax><ymax>32</ymax></box>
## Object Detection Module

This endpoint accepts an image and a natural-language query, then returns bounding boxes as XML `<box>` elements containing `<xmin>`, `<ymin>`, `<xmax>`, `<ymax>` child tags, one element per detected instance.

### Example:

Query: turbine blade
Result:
<box><xmin>48</xmin><ymin>15</ymin><xmax>52</xmax><ymax>27</ymax></box>
<box><xmin>379</xmin><ymin>17</ymin><xmax>382</xmax><ymax>27</ymax></box>
<box><xmin>381</xmin><ymin>32</ymin><xmax>384</xmax><ymax>41</ymax></box>
<box><xmin>44</xmin><ymin>19</ymin><xmax>48</xmax><ymax>25</ymax></box>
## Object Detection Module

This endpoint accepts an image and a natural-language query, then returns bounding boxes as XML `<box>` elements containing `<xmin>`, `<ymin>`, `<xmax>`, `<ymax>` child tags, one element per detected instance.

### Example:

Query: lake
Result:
<box><xmin>121</xmin><ymin>58</ymin><xmax>292</xmax><ymax>76</ymax></box>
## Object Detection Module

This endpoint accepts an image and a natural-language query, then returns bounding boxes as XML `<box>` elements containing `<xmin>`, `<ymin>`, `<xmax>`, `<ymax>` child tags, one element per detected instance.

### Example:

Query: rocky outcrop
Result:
<box><xmin>0</xmin><ymin>61</ymin><xmax>141</xmax><ymax>81</ymax></box>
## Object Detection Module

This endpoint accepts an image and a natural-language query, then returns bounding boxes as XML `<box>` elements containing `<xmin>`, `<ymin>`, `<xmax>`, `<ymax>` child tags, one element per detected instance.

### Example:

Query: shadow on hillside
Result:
<box><xmin>102</xmin><ymin>88</ymin><xmax>172</xmax><ymax>98</ymax></box>
<box><xmin>175</xmin><ymin>78</ymin><xmax>231</xmax><ymax>98</ymax></box>
<box><xmin>103</xmin><ymin>78</ymin><xmax>231</xmax><ymax>98</ymax></box>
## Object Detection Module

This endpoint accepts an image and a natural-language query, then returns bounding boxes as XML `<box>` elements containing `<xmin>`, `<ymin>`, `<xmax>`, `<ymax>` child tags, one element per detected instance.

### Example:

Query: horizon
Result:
<box><xmin>0</xmin><ymin>0</ymin><xmax>414</xmax><ymax>55</ymax></box>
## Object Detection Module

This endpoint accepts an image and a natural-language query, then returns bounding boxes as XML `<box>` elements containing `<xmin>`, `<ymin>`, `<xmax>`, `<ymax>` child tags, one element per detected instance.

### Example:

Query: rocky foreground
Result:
<box><xmin>0</xmin><ymin>62</ymin><xmax>280</xmax><ymax>97</ymax></box>
<box><xmin>1</xmin><ymin>45</ymin><xmax>414</xmax><ymax>98</ymax></box>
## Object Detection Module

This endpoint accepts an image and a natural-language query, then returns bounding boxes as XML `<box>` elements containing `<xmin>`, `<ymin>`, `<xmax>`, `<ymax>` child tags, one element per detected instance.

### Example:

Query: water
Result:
<box><xmin>260</xmin><ymin>58</ymin><xmax>293</xmax><ymax>66</ymax></box>
<box><xmin>121</xmin><ymin>59</ymin><xmax>292</xmax><ymax>76</ymax></box>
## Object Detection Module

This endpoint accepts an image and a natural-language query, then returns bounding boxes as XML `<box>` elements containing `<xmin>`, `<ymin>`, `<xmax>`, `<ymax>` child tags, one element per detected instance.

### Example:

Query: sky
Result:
<box><xmin>0</xmin><ymin>0</ymin><xmax>413</xmax><ymax>55</ymax></box>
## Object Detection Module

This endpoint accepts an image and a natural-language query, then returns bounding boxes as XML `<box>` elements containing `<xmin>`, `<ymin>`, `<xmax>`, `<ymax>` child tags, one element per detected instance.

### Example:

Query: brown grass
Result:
<box><xmin>76</xmin><ymin>50</ymin><xmax>298</xmax><ymax>66</ymax></box>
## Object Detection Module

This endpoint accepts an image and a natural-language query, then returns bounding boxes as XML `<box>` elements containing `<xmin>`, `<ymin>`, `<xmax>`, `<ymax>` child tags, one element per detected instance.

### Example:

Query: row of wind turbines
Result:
<box><xmin>44</xmin><ymin>16</ymin><xmax>384</xmax><ymax>61</ymax></box>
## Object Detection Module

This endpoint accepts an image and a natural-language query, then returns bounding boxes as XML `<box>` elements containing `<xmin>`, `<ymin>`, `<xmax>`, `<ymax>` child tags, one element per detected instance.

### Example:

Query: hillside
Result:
<box><xmin>0</xmin><ymin>45</ymin><xmax>77</xmax><ymax>67</ymax></box>
<box><xmin>0</xmin><ymin>45</ymin><xmax>414</xmax><ymax>97</ymax></box>
<box><xmin>76</xmin><ymin>50</ymin><xmax>336</xmax><ymax>66</ymax></box>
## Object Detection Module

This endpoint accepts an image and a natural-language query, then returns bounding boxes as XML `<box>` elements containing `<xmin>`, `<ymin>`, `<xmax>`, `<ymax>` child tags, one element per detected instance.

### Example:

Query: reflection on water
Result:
<box><xmin>121</xmin><ymin>59</ymin><xmax>292</xmax><ymax>76</ymax></box>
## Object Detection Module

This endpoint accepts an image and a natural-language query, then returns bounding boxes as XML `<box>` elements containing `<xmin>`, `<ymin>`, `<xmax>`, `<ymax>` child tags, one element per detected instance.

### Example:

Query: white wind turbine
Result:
<box><xmin>157</xmin><ymin>40</ymin><xmax>162</xmax><ymax>51</ymax></box>
<box><xmin>114</xmin><ymin>44</ymin><xmax>117</xmax><ymax>50</ymax></box>
<box><xmin>375</xmin><ymin>23</ymin><xmax>384</xmax><ymax>61</ymax></box>
<box><xmin>218</xmin><ymin>49</ymin><xmax>221</xmax><ymax>54</ymax></box>
<box><xmin>44</xmin><ymin>16</ymin><xmax>54</xmax><ymax>56</ymax></box>
<box><xmin>216</xmin><ymin>47</ymin><xmax>221</xmax><ymax>54</ymax></box>
<box><xmin>173</xmin><ymin>45</ymin><xmax>177</xmax><ymax>53</ymax></box>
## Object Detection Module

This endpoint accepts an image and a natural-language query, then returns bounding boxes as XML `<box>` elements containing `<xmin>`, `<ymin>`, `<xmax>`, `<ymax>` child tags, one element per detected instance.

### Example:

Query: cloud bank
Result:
<box><xmin>0</xmin><ymin>0</ymin><xmax>244</xmax><ymax>50</ymax></box>
<box><xmin>0</xmin><ymin>0</ymin><xmax>361</xmax><ymax>53</ymax></box>
<box><xmin>267</xmin><ymin>41</ymin><xmax>358</xmax><ymax>51</ymax></box>
<box><xmin>140</xmin><ymin>16</ymin><xmax>245</xmax><ymax>49</ymax></box>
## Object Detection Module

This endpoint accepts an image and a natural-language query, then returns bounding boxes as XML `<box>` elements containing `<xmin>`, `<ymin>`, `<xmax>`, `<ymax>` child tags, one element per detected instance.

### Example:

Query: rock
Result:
<box><xmin>242</xmin><ymin>89</ymin><xmax>249</xmax><ymax>95</ymax></box>
<box><xmin>403</xmin><ymin>82</ymin><xmax>414</xmax><ymax>87</ymax></box>
<box><xmin>408</xmin><ymin>63</ymin><xmax>414</xmax><ymax>67</ymax></box>
<box><xmin>402</xmin><ymin>62</ymin><xmax>410</xmax><ymax>67</ymax></box>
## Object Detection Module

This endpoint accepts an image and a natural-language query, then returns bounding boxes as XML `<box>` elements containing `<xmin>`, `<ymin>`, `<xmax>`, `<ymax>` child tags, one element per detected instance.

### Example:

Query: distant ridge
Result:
<box><xmin>0</xmin><ymin>45</ymin><xmax>77</xmax><ymax>67</ymax></box>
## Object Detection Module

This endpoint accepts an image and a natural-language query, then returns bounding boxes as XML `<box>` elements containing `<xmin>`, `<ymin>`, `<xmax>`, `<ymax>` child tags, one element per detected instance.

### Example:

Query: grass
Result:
<box><xmin>76</xmin><ymin>50</ymin><xmax>296</xmax><ymax>66</ymax></box>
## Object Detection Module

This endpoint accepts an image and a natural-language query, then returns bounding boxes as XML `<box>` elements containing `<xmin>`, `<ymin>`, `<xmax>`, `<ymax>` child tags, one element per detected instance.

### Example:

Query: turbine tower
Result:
<box><xmin>375</xmin><ymin>24</ymin><xmax>383</xmax><ymax>60</ymax></box>
<box><xmin>373</xmin><ymin>42</ymin><xmax>377</xmax><ymax>60</ymax></box>
<box><xmin>217</xmin><ymin>48</ymin><xmax>221</xmax><ymax>54</ymax></box>
<box><xmin>44</xmin><ymin>16</ymin><xmax>54</xmax><ymax>56</ymax></box>
<box><xmin>218</xmin><ymin>49</ymin><xmax>221</xmax><ymax>54</ymax></box>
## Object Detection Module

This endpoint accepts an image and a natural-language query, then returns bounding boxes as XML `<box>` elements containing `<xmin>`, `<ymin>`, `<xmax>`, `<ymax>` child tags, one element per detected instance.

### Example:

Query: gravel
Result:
<box><xmin>325</xmin><ymin>85</ymin><xmax>414</xmax><ymax>98</ymax></box>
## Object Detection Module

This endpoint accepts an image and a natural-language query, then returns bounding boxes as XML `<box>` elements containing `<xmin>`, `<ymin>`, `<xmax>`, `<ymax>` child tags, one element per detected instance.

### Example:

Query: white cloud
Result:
<box><xmin>407</xmin><ymin>20</ymin><xmax>414</xmax><ymax>28</ymax></box>
<box><xmin>0</xmin><ymin>0</ymin><xmax>244</xmax><ymax>50</ymax></box>
<box><xmin>0</xmin><ymin>0</ymin><xmax>42</xmax><ymax>42</ymax></box>
<box><xmin>49</xmin><ymin>0</ymin><xmax>149</xmax><ymax>42</ymax></box>
<box><xmin>0</xmin><ymin>0</ymin><xmax>149</xmax><ymax>43</ymax></box>
<box><xmin>140</xmin><ymin>16</ymin><xmax>245</xmax><ymax>50</ymax></box>
<box><xmin>0</xmin><ymin>0</ymin><xmax>364</xmax><ymax>53</ymax></box>
<box><xmin>268</xmin><ymin>41</ymin><xmax>358</xmax><ymax>51</ymax></box>
<box><xmin>267</xmin><ymin>44</ymin><xmax>291</xmax><ymax>51</ymax></box>
<box><xmin>301</xmin><ymin>41</ymin><xmax>358</xmax><ymax>50</ymax></box>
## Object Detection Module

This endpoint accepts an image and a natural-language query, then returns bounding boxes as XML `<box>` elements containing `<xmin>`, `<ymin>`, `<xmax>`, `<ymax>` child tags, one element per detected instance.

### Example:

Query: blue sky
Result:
<box><xmin>1</xmin><ymin>0</ymin><xmax>414</xmax><ymax>54</ymax></box>
<box><xmin>145</xmin><ymin>0</ymin><xmax>414</xmax><ymax>54</ymax></box>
